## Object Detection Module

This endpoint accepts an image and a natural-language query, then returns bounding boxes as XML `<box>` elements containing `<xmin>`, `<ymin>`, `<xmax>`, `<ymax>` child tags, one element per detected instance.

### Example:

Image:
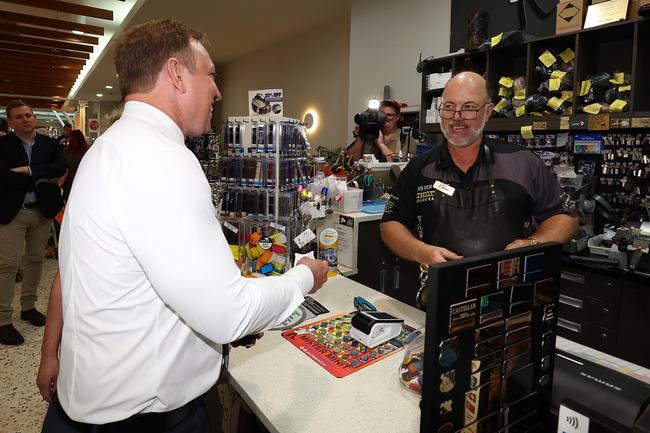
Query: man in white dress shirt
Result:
<box><xmin>40</xmin><ymin>19</ymin><xmax>328</xmax><ymax>433</ymax></box>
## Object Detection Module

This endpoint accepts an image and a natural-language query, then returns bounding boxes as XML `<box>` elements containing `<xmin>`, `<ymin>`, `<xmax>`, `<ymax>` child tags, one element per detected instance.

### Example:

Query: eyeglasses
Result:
<box><xmin>438</xmin><ymin>103</ymin><xmax>488</xmax><ymax>120</ymax></box>
<box><xmin>382</xmin><ymin>112</ymin><xmax>397</xmax><ymax>118</ymax></box>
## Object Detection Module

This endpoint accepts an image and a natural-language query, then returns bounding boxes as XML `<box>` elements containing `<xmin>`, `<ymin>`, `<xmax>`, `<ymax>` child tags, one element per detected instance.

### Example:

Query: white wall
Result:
<box><xmin>348</xmin><ymin>0</ymin><xmax>451</xmax><ymax>133</ymax></box>
<box><xmin>218</xmin><ymin>12</ymin><xmax>351</xmax><ymax>149</ymax></box>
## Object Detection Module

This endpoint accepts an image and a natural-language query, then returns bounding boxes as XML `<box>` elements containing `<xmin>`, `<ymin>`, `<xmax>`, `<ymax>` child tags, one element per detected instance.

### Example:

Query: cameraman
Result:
<box><xmin>348</xmin><ymin>99</ymin><xmax>403</xmax><ymax>162</ymax></box>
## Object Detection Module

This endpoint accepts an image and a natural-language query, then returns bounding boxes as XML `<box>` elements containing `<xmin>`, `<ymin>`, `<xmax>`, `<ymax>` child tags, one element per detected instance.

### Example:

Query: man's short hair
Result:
<box><xmin>114</xmin><ymin>19</ymin><xmax>206</xmax><ymax>99</ymax></box>
<box><xmin>6</xmin><ymin>100</ymin><xmax>32</xmax><ymax>119</ymax></box>
<box><xmin>380</xmin><ymin>99</ymin><xmax>401</xmax><ymax>116</ymax></box>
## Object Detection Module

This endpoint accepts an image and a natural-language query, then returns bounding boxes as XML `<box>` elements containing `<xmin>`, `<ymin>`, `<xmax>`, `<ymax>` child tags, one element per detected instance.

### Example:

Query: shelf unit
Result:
<box><xmin>420</xmin><ymin>19</ymin><xmax>650</xmax><ymax>134</ymax></box>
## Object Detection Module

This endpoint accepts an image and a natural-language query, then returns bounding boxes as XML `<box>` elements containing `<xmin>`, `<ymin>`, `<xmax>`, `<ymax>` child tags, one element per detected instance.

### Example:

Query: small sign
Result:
<box><xmin>560</xmin><ymin>117</ymin><xmax>570</xmax><ymax>130</ymax></box>
<box><xmin>585</xmin><ymin>0</ymin><xmax>629</xmax><ymax>29</ymax></box>
<box><xmin>294</xmin><ymin>228</ymin><xmax>316</xmax><ymax>249</ymax></box>
<box><xmin>248</xmin><ymin>88</ymin><xmax>283</xmax><ymax>116</ymax></box>
<box><xmin>588</xmin><ymin>113</ymin><xmax>610</xmax><ymax>131</ymax></box>
<box><xmin>521</xmin><ymin>125</ymin><xmax>534</xmax><ymax>139</ymax></box>
<box><xmin>433</xmin><ymin>180</ymin><xmax>455</xmax><ymax>197</ymax></box>
<box><xmin>631</xmin><ymin>117</ymin><xmax>650</xmax><ymax>128</ymax></box>
<box><xmin>610</xmin><ymin>117</ymin><xmax>630</xmax><ymax>129</ymax></box>
<box><xmin>88</xmin><ymin>118</ymin><xmax>100</xmax><ymax>133</ymax></box>
<box><xmin>570</xmin><ymin>119</ymin><xmax>586</xmax><ymax>128</ymax></box>
<box><xmin>557</xmin><ymin>404</ymin><xmax>590</xmax><ymax>433</ymax></box>
<box><xmin>532</xmin><ymin>121</ymin><xmax>547</xmax><ymax>130</ymax></box>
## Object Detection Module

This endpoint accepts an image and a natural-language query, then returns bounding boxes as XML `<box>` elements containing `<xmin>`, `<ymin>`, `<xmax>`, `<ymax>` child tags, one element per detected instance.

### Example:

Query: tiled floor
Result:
<box><xmin>0</xmin><ymin>258</ymin><xmax>58</xmax><ymax>433</ymax></box>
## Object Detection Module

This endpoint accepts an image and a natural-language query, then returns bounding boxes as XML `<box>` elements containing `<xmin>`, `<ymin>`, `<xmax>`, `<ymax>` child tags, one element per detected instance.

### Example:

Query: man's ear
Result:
<box><xmin>166</xmin><ymin>57</ymin><xmax>185</xmax><ymax>92</ymax></box>
<box><xmin>485</xmin><ymin>102</ymin><xmax>494</xmax><ymax>119</ymax></box>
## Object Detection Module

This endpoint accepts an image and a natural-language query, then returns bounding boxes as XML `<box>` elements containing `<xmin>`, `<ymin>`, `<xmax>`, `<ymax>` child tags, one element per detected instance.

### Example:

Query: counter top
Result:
<box><xmin>228</xmin><ymin>275</ymin><xmax>425</xmax><ymax>433</ymax></box>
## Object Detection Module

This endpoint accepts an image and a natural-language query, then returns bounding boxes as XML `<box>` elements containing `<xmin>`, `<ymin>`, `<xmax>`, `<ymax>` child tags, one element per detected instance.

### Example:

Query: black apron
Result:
<box><xmin>419</xmin><ymin>145</ymin><xmax>529</xmax><ymax>257</ymax></box>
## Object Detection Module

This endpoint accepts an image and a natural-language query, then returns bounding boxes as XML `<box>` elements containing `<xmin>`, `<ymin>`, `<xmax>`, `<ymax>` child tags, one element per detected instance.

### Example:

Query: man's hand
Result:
<box><xmin>10</xmin><ymin>166</ymin><xmax>30</xmax><ymax>174</ymax></box>
<box><xmin>36</xmin><ymin>354</ymin><xmax>59</xmax><ymax>402</ymax></box>
<box><xmin>297</xmin><ymin>258</ymin><xmax>329</xmax><ymax>294</ymax></box>
<box><xmin>419</xmin><ymin>244</ymin><xmax>463</xmax><ymax>264</ymax></box>
<box><xmin>505</xmin><ymin>238</ymin><xmax>537</xmax><ymax>250</ymax></box>
<box><xmin>231</xmin><ymin>333</ymin><xmax>264</xmax><ymax>348</ymax></box>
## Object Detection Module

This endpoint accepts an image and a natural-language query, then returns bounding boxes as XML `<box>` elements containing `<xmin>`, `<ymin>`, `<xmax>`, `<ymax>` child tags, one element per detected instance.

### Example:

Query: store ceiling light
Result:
<box><xmin>71</xmin><ymin>30</ymin><xmax>85</xmax><ymax>35</ymax></box>
<box><xmin>96</xmin><ymin>93</ymin><xmax>104</xmax><ymax>97</ymax></box>
<box><xmin>105</xmin><ymin>85</ymin><xmax>113</xmax><ymax>89</ymax></box>
<box><xmin>303</xmin><ymin>108</ymin><xmax>319</xmax><ymax>134</ymax></box>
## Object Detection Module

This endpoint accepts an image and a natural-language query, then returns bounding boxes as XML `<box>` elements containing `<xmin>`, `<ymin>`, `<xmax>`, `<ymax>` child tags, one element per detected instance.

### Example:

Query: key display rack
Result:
<box><xmin>420</xmin><ymin>19</ymin><xmax>650</xmax><ymax>222</ymax></box>
<box><xmin>220</xmin><ymin>116</ymin><xmax>311</xmax><ymax>276</ymax></box>
<box><xmin>420</xmin><ymin>243</ymin><xmax>562</xmax><ymax>433</ymax></box>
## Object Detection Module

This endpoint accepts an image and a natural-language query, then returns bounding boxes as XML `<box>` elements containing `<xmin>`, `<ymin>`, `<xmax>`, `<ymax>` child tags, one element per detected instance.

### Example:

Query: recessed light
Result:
<box><xmin>105</xmin><ymin>85</ymin><xmax>113</xmax><ymax>89</ymax></box>
<box><xmin>96</xmin><ymin>93</ymin><xmax>104</xmax><ymax>97</ymax></box>
<box><xmin>72</xmin><ymin>30</ymin><xmax>84</xmax><ymax>35</ymax></box>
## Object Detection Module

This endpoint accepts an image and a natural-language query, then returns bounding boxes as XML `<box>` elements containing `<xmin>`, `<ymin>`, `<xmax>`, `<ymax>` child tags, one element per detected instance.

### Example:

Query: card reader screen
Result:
<box><xmin>367</xmin><ymin>312</ymin><xmax>399</xmax><ymax>320</ymax></box>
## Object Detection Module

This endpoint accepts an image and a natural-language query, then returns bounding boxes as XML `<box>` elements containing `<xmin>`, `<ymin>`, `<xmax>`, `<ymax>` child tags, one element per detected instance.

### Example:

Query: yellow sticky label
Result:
<box><xmin>610</xmin><ymin>99</ymin><xmax>628</xmax><ymax>113</ymax></box>
<box><xmin>498</xmin><ymin>87</ymin><xmax>513</xmax><ymax>97</ymax></box>
<box><xmin>491</xmin><ymin>32</ymin><xmax>503</xmax><ymax>47</ymax></box>
<box><xmin>549</xmin><ymin>78</ymin><xmax>561</xmax><ymax>91</ymax></box>
<box><xmin>547</xmin><ymin>97</ymin><xmax>563</xmax><ymax>111</ymax></box>
<box><xmin>609</xmin><ymin>72</ymin><xmax>625</xmax><ymax>84</ymax></box>
<box><xmin>559</xmin><ymin>48</ymin><xmax>575</xmax><ymax>63</ymax></box>
<box><xmin>515</xmin><ymin>105</ymin><xmax>526</xmax><ymax>117</ymax></box>
<box><xmin>494</xmin><ymin>99</ymin><xmax>508</xmax><ymax>112</ymax></box>
<box><xmin>550</xmin><ymin>70</ymin><xmax>567</xmax><ymax>80</ymax></box>
<box><xmin>560</xmin><ymin>116</ymin><xmax>570</xmax><ymax>130</ymax></box>
<box><xmin>499</xmin><ymin>76</ymin><xmax>514</xmax><ymax>88</ymax></box>
<box><xmin>560</xmin><ymin>91</ymin><xmax>573</xmax><ymax>101</ymax></box>
<box><xmin>583</xmin><ymin>103</ymin><xmax>602</xmax><ymax>115</ymax></box>
<box><xmin>521</xmin><ymin>125</ymin><xmax>534</xmax><ymax>139</ymax></box>
<box><xmin>530</xmin><ymin>112</ymin><xmax>543</xmax><ymax>117</ymax></box>
<box><xmin>539</xmin><ymin>50</ymin><xmax>557</xmax><ymax>68</ymax></box>
<box><xmin>619</xmin><ymin>85</ymin><xmax>631</xmax><ymax>92</ymax></box>
<box><xmin>514</xmin><ymin>89</ymin><xmax>526</xmax><ymax>100</ymax></box>
<box><xmin>580</xmin><ymin>80</ymin><xmax>591</xmax><ymax>97</ymax></box>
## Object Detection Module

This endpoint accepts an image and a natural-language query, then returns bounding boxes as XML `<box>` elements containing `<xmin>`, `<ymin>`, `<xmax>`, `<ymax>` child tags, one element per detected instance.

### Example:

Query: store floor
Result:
<box><xmin>0</xmin><ymin>258</ymin><xmax>56</xmax><ymax>433</ymax></box>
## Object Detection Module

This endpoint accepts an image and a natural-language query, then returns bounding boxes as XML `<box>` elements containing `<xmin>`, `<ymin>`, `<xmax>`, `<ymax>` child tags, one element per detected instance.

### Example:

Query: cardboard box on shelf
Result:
<box><xmin>556</xmin><ymin>0</ymin><xmax>587</xmax><ymax>34</ymax></box>
<box><xmin>629</xmin><ymin>0</ymin><xmax>650</xmax><ymax>18</ymax></box>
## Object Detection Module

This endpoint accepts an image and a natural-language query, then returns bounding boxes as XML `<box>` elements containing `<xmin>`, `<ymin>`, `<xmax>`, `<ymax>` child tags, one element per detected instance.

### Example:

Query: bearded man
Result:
<box><xmin>380</xmin><ymin>71</ymin><xmax>578</xmax><ymax>264</ymax></box>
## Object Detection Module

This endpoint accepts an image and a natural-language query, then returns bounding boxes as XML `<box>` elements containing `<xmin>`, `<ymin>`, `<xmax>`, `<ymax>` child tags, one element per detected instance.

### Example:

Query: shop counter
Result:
<box><xmin>228</xmin><ymin>275</ymin><xmax>425</xmax><ymax>433</ymax></box>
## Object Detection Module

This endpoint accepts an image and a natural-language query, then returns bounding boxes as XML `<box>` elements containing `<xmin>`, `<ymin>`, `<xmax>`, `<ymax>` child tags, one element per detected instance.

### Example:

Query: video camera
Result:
<box><xmin>354</xmin><ymin>109</ymin><xmax>387</xmax><ymax>140</ymax></box>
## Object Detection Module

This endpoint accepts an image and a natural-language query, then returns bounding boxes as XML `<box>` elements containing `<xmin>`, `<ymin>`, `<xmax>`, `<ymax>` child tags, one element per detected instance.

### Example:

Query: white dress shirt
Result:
<box><xmin>58</xmin><ymin>101</ymin><xmax>313</xmax><ymax>424</ymax></box>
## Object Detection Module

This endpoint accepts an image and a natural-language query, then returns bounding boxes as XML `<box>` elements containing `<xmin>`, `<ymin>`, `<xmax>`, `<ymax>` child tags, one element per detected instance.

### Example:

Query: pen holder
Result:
<box><xmin>340</xmin><ymin>188</ymin><xmax>363</xmax><ymax>213</ymax></box>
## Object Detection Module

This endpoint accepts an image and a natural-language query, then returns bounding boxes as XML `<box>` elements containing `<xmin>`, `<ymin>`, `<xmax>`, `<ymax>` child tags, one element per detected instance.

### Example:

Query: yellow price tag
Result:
<box><xmin>559</xmin><ymin>48</ymin><xmax>575</xmax><ymax>63</ymax></box>
<box><xmin>549</xmin><ymin>78</ymin><xmax>561</xmax><ymax>91</ymax></box>
<box><xmin>550</xmin><ymin>70</ymin><xmax>567</xmax><ymax>80</ymax></box>
<box><xmin>560</xmin><ymin>91</ymin><xmax>573</xmax><ymax>101</ymax></box>
<box><xmin>498</xmin><ymin>87</ymin><xmax>513</xmax><ymax>97</ymax></box>
<box><xmin>610</xmin><ymin>99</ymin><xmax>627</xmax><ymax>113</ymax></box>
<box><xmin>609</xmin><ymin>72</ymin><xmax>625</xmax><ymax>85</ymax></box>
<box><xmin>538</xmin><ymin>50</ymin><xmax>557</xmax><ymax>68</ymax></box>
<box><xmin>619</xmin><ymin>85</ymin><xmax>631</xmax><ymax>92</ymax></box>
<box><xmin>515</xmin><ymin>105</ymin><xmax>526</xmax><ymax>117</ymax></box>
<box><xmin>583</xmin><ymin>103</ymin><xmax>602</xmax><ymax>115</ymax></box>
<box><xmin>499</xmin><ymin>76</ymin><xmax>514</xmax><ymax>88</ymax></box>
<box><xmin>547</xmin><ymin>97</ymin><xmax>563</xmax><ymax>111</ymax></box>
<box><xmin>491</xmin><ymin>32</ymin><xmax>503</xmax><ymax>47</ymax></box>
<box><xmin>580</xmin><ymin>80</ymin><xmax>591</xmax><ymax>97</ymax></box>
<box><xmin>530</xmin><ymin>112</ymin><xmax>543</xmax><ymax>117</ymax></box>
<box><xmin>521</xmin><ymin>125</ymin><xmax>534</xmax><ymax>139</ymax></box>
<box><xmin>514</xmin><ymin>89</ymin><xmax>526</xmax><ymax>100</ymax></box>
<box><xmin>494</xmin><ymin>99</ymin><xmax>508</xmax><ymax>112</ymax></box>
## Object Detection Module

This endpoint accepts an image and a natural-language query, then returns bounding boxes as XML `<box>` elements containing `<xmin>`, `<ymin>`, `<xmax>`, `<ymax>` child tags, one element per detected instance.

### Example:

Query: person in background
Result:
<box><xmin>0</xmin><ymin>118</ymin><xmax>8</xmax><ymax>136</ymax></box>
<box><xmin>40</xmin><ymin>19</ymin><xmax>328</xmax><ymax>433</ymax></box>
<box><xmin>56</xmin><ymin>122</ymin><xmax>72</xmax><ymax>147</ymax></box>
<box><xmin>59</xmin><ymin>130</ymin><xmax>89</xmax><ymax>201</ymax></box>
<box><xmin>0</xmin><ymin>100</ymin><xmax>67</xmax><ymax>345</ymax></box>
<box><xmin>380</xmin><ymin>71</ymin><xmax>578</xmax><ymax>265</ymax></box>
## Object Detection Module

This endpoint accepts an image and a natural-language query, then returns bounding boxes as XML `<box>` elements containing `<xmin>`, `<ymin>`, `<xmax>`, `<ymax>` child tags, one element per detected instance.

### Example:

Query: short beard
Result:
<box><xmin>441</xmin><ymin>111</ymin><xmax>488</xmax><ymax>148</ymax></box>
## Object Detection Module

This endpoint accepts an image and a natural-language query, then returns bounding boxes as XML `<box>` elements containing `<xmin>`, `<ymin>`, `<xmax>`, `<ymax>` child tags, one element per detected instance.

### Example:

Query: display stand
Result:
<box><xmin>220</xmin><ymin>116</ymin><xmax>311</xmax><ymax>276</ymax></box>
<box><xmin>420</xmin><ymin>243</ymin><xmax>562</xmax><ymax>433</ymax></box>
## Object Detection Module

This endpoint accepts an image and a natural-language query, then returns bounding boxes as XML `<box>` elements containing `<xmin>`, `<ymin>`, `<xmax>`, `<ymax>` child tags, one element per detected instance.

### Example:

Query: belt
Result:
<box><xmin>22</xmin><ymin>202</ymin><xmax>38</xmax><ymax>209</ymax></box>
<box><xmin>53</xmin><ymin>393</ymin><xmax>204</xmax><ymax>433</ymax></box>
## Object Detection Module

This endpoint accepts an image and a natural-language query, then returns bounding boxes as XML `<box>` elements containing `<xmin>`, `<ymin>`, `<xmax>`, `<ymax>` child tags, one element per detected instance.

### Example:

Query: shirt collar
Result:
<box><xmin>16</xmin><ymin>132</ymin><xmax>36</xmax><ymax>147</ymax></box>
<box><xmin>436</xmin><ymin>139</ymin><xmax>489</xmax><ymax>171</ymax></box>
<box><xmin>121</xmin><ymin>101</ymin><xmax>185</xmax><ymax>145</ymax></box>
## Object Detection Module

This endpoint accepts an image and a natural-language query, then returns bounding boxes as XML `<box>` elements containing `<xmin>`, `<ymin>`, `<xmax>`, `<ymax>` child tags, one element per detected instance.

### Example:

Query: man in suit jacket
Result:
<box><xmin>0</xmin><ymin>100</ymin><xmax>67</xmax><ymax>345</ymax></box>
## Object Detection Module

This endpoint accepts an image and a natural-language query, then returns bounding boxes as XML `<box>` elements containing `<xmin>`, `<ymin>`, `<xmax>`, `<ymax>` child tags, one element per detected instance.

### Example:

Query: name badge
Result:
<box><xmin>434</xmin><ymin>180</ymin><xmax>455</xmax><ymax>196</ymax></box>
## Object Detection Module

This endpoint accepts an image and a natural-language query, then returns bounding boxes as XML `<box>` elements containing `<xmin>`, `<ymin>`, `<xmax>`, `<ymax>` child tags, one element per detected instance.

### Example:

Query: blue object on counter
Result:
<box><xmin>362</xmin><ymin>200</ymin><xmax>386</xmax><ymax>214</ymax></box>
<box><xmin>354</xmin><ymin>296</ymin><xmax>377</xmax><ymax>312</ymax></box>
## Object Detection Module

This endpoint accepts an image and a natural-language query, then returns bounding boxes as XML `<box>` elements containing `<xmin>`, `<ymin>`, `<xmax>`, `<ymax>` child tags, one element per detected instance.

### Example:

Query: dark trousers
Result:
<box><xmin>41</xmin><ymin>393</ymin><xmax>210</xmax><ymax>433</ymax></box>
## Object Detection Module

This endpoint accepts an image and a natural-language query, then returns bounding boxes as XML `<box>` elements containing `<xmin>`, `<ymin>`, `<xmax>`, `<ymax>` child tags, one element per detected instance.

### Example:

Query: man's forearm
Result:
<box><xmin>380</xmin><ymin>221</ymin><xmax>429</xmax><ymax>263</ymax></box>
<box><xmin>41</xmin><ymin>272</ymin><xmax>63</xmax><ymax>357</ymax></box>
<box><xmin>532</xmin><ymin>214</ymin><xmax>579</xmax><ymax>244</ymax></box>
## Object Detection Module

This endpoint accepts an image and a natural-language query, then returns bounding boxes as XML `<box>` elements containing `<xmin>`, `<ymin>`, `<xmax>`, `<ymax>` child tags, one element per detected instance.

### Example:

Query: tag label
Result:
<box><xmin>294</xmin><ymin>228</ymin><xmax>316</xmax><ymax>249</ymax></box>
<box><xmin>558</xmin><ymin>405</ymin><xmax>590</xmax><ymax>433</ymax></box>
<box><xmin>434</xmin><ymin>180</ymin><xmax>455</xmax><ymax>196</ymax></box>
<box><xmin>223</xmin><ymin>221</ymin><xmax>238</xmax><ymax>233</ymax></box>
<box><xmin>449</xmin><ymin>299</ymin><xmax>477</xmax><ymax>334</ymax></box>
